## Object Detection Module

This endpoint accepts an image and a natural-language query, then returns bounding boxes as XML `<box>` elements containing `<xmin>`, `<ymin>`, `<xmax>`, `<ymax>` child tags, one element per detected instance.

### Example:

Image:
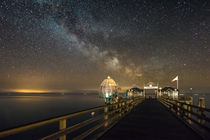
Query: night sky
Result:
<box><xmin>0</xmin><ymin>0</ymin><xmax>210</xmax><ymax>93</ymax></box>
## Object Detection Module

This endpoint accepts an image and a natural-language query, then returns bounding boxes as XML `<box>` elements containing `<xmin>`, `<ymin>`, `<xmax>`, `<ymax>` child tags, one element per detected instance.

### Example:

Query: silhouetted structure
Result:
<box><xmin>161</xmin><ymin>87</ymin><xmax>178</xmax><ymax>99</ymax></box>
<box><xmin>99</xmin><ymin>76</ymin><xmax>118</xmax><ymax>104</ymax></box>
<box><xmin>125</xmin><ymin>87</ymin><xmax>144</xmax><ymax>98</ymax></box>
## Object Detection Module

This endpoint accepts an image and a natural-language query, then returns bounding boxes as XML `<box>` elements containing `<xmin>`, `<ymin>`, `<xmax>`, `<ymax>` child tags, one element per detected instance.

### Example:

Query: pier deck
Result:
<box><xmin>100</xmin><ymin>99</ymin><xmax>203</xmax><ymax>140</ymax></box>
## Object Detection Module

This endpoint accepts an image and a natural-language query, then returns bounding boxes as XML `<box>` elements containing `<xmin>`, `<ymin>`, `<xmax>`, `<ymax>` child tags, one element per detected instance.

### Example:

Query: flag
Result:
<box><xmin>171</xmin><ymin>76</ymin><xmax>178</xmax><ymax>82</ymax></box>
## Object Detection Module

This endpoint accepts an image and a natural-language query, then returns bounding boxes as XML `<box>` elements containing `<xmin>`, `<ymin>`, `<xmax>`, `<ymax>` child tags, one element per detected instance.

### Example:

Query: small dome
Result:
<box><xmin>147</xmin><ymin>82</ymin><xmax>155</xmax><ymax>86</ymax></box>
<box><xmin>100</xmin><ymin>76</ymin><xmax>117</xmax><ymax>87</ymax></box>
<box><xmin>99</xmin><ymin>76</ymin><xmax>118</xmax><ymax>99</ymax></box>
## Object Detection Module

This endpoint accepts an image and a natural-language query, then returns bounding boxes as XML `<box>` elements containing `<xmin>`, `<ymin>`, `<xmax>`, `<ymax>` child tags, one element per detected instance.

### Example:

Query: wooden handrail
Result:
<box><xmin>162</xmin><ymin>97</ymin><xmax>210</xmax><ymax>112</ymax></box>
<box><xmin>0</xmin><ymin>97</ymin><xmax>144</xmax><ymax>139</ymax></box>
<box><xmin>40</xmin><ymin>107</ymin><xmax>123</xmax><ymax>140</ymax></box>
<box><xmin>0</xmin><ymin>105</ymin><xmax>105</xmax><ymax>138</ymax></box>
<box><xmin>159</xmin><ymin>97</ymin><xmax>210</xmax><ymax>135</ymax></box>
<box><xmin>40</xmin><ymin>114</ymin><xmax>105</xmax><ymax>140</ymax></box>
<box><xmin>161</xmin><ymin>98</ymin><xmax>210</xmax><ymax>122</ymax></box>
<box><xmin>42</xmin><ymin>97</ymin><xmax>143</xmax><ymax>140</ymax></box>
<box><xmin>183</xmin><ymin>113</ymin><xmax>210</xmax><ymax>132</ymax></box>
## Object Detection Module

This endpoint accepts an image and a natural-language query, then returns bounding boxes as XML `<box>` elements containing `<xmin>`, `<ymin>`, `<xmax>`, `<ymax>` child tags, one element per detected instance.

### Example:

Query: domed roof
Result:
<box><xmin>100</xmin><ymin>76</ymin><xmax>117</xmax><ymax>87</ymax></box>
<box><xmin>129</xmin><ymin>87</ymin><xmax>144</xmax><ymax>92</ymax></box>
<box><xmin>147</xmin><ymin>82</ymin><xmax>155</xmax><ymax>86</ymax></box>
<box><xmin>161</xmin><ymin>87</ymin><xmax>178</xmax><ymax>92</ymax></box>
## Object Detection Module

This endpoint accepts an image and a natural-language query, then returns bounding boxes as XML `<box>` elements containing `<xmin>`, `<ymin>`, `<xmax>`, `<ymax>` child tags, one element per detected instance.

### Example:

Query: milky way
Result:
<box><xmin>0</xmin><ymin>0</ymin><xmax>210</xmax><ymax>92</ymax></box>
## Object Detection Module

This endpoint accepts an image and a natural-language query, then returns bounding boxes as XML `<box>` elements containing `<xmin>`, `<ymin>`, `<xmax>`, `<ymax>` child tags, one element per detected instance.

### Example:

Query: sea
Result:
<box><xmin>0</xmin><ymin>93</ymin><xmax>105</xmax><ymax>131</ymax></box>
<box><xmin>184</xmin><ymin>93</ymin><xmax>210</xmax><ymax>108</ymax></box>
<box><xmin>0</xmin><ymin>92</ymin><xmax>209</xmax><ymax>139</ymax></box>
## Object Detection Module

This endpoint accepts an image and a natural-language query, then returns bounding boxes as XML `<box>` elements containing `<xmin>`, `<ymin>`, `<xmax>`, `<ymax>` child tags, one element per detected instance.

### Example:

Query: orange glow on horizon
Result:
<box><xmin>11</xmin><ymin>89</ymin><xmax>50</xmax><ymax>93</ymax></box>
<box><xmin>3</xmin><ymin>89</ymin><xmax>72</xmax><ymax>93</ymax></box>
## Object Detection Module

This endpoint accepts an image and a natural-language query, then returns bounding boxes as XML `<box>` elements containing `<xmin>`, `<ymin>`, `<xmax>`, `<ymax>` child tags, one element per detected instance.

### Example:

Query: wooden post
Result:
<box><xmin>168</xmin><ymin>99</ymin><xmax>172</xmax><ymax>110</ymax></box>
<box><xmin>115</xmin><ymin>102</ymin><xmax>118</xmax><ymax>114</ymax></box>
<box><xmin>59</xmin><ymin>119</ymin><xmax>66</xmax><ymax>140</ymax></box>
<box><xmin>104</xmin><ymin>106</ymin><xmax>108</xmax><ymax>127</ymax></box>
<box><xmin>187</xmin><ymin>97</ymin><xmax>193</xmax><ymax>124</ymax></box>
<box><xmin>176</xmin><ymin>102</ymin><xmax>180</xmax><ymax>116</ymax></box>
<box><xmin>122</xmin><ymin>101</ymin><xmax>125</xmax><ymax>114</ymax></box>
<box><xmin>119</xmin><ymin>102</ymin><xmax>122</xmax><ymax>117</ymax></box>
<box><xmin>180</xmin><ymin>103</ymin><xmax>184</xmax><ymax>119</ymax></box>
<box><xmin>187</xmin><ymin>105</ymin><xmax>192</xmax><ymax>124</ymax></box>
<box><xmin>126</xmin><ymin>100</ymin><xmax>129</xmax><ymax>112</ymax></box>
<box><xmin>198</xmin><ymin>98</ymin><xmax>205</xmax><ymax>125</ymax></box>
<box><xmin>131</xmin><ymin>99</ymin><xmax>134</xmax><ymax>110</ymax></box>
<box><xmin>128</xmin><ymin>100</ymin><xmax>131</xmax><ymax>112</ymax></box>
<box><xmin>186</xmin><ymin>100</ymin><xmax>192</xmax><ymax>124</ymax></box>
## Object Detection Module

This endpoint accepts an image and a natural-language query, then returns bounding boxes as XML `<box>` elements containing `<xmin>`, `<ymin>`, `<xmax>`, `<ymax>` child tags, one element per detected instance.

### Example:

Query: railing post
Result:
<box><xmin>186</xmin><ymin>98</ymin><xmax>193</xmax><ymax>124</ymax></box>
<box><xmin>131</xmin><ymin>99</ymin><xmax>134</xmax><ymax>110</ymax></box>
<box><xmin>115</xmin><ymin>102</ymin><xmax>118</xmax><ymax>114</ymax></box>
<box><xmin>183</xmin><ymin>103</ymin><xmax>187</xmax><ymax>120</ymax></box>
<box><xmin>59</xmin><ymin>119</ymin><xmax>66</xmax><ymax>140</ymax></box>
<box><xmin>186</xmin><ymin>104</ymin><xmax>191</xmax><ymax>124</ymax></box>
<box><xmin>180</xmin><ymin>103</ymin><xmax>184</xmax><ymax>119</ymax></box>
<box><xmin>104</xmin><ymin>105</ymin><xmax>109</xmax><ymax>127</ymax></box>
<box><xmin>176</xmin><ymin>102</ymin><xmax>180</xmax><ymax>116</ymax></box>
<box><xmin>129</xmin><ymin>99</ymin><xmax>132</xmax><ymax>111</ymax></box>
<box><xmin>198</xmin><ymin>98</ymin><xmax>206</xmax><ymax>125</ymax></box>
<box><xmin>126</xmin><ymin>100</ymin><xmax>129</xmax><ymax>112</ymax></box>
<box><xmin>122</xmin><ymin>101</ymin><xmax>125</xmax><ymax>114</ymax></box>
<box><xmin>166</xmin><ymin>98</ymin><xmax>171</xmax><ymax>110</ymax></box>
<box><xmin>118</xmin><ymin>102</ymin><xmax>122</xmax><ymax>117</ymax></box>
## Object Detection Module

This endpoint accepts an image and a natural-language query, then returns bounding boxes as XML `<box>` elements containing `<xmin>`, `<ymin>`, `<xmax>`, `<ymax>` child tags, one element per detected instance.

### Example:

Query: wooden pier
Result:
<box><xmin>100</xmin><ymin>99</ymin><xmax>203</xmax><ymax>140</ymax></box>
<box><xmin>0</xmin><ymin>97</ymin><xmax>209</xmax><ymax>140</ymax></box>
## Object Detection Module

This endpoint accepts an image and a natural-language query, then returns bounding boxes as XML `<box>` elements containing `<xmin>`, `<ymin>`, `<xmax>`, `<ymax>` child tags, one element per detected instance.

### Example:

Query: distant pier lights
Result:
<box><xmin>160</xmin><ymin>87</ymin><xmax>179</xmax><ymax>100</ymax></box>
<box><xmin>143</xmin><ymin>82</ymin><xmax>179</xmax><ymax>99</ymax></box>
<box><xmin>126</xmin><ymin>87</ymin><xmax>144</xmax><ymax>98</ymax></box>
<box><xmin>143</xmin><ymin>82</ymin><xmax>159</xmax><ymax>99</ymax></box>
<box><xmin>99</xmin><ymin>76</ymin><xmax>118</xmax><ymax>104</ymax></box>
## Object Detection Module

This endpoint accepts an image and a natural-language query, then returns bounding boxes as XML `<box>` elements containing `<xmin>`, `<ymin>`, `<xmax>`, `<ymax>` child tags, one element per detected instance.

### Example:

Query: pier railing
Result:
<box><xmin>0</xmin><ymin>97</ymin><xmax>144</xmax><ymax>140</ymax></box>
<box><xmin>159</xmin><ymin>97</ymin><xmax>210</xmax><ymax>139</ymax></box>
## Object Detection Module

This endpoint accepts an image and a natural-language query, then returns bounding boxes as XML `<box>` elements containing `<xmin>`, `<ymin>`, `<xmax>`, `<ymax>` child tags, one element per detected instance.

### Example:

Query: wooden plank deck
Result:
<box><xmin>100</xmin><ymin>99</ymin><xmax>203</xmax><ymax>140</ymax></box>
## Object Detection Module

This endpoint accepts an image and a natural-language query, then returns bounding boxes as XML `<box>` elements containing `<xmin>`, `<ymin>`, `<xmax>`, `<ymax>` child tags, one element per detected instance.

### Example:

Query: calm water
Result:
<box><xmin>0</xmin><ymin>93</ymin><xmax>104</xmax><ymax>131</ymax></box>
<box><xmin>0</xmin><ymin>93</ymin><xmax>209</xmax><ymax>131</ymax></box>
<box><xmin>184</xmin><ymin>93</ymin><xmax>210</xmax><ymax>108</ymax></box>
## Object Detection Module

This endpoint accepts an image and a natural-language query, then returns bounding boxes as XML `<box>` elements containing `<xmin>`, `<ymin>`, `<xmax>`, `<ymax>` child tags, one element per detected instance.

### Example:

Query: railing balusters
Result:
<box><xmin>104</xmin><ymin>105</ymin><xmax>109</xmax><ymax>127</ymax></box>
<box><xmin>180</xmin><ymin>103</ymin><xmax>184</xmax><ymax>119</ymax></box>
<box><xmin>160</xmin><ymin>97</ymin><xmax>210</xmax><ymax>137</ymax></box>
<box><xmin>119</xmin><ymin>102</ymin><xmax>122</xmax><ymax>117</ymax></box>
<box><xmin>198</xmin><ymin>98</ymin><xmax>206</xmax><ymax>125</ymax></box>
<box><xmin>59</xmin><ymin>119</ymin><xmax>66</xmax><ymax>140</ymax></box>
<box><xmin>0</xmin><ymin>97</ymin><xmax>144</xmax><ymax>140</ymax></box>
<box><xmin>187</xmin><ymin>102</ymin><xmax>192</xmax><ymax>124</ymax></box>
<box><xmin>176</xmin><ymin>102</ymin><xmax>179</xmax><ymax>116</ymax></box>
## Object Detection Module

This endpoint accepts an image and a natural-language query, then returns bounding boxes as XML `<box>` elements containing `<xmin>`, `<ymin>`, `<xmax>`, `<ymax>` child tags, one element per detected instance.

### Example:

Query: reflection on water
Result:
<box><xmin>0</xmin><ymin>93</ymin><xmax>209</xmax><ymax>131</ymax></box>
<box><xmin>0</xmin><ymin>94</ymin><xmax>104</xmax><ymax>131</ymax></box>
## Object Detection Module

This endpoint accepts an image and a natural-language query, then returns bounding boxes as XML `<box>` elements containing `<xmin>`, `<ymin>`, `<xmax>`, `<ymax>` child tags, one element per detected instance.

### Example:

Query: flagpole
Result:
<box><xmin>177</xmin><ymin>77</ymin><xmax>179</xmax><ymax>96</ymax></box>
<box><xmin>177</xmin><ymin>78</ymin><xmax>178</xmax><ymax>90</ymax></box>
<box><xmin>172</xmin><ymin>75</ymin><xmax>178</xmax><ymax>90</ymax></box>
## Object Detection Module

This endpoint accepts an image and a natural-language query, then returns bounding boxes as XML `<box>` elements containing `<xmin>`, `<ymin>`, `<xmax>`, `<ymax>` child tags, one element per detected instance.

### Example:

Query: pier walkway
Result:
<box><xmin>100</xmin><ymin>99</ymin><xmax>202</xmax><ymax>140</ymax></box>
<box><xmin>1</xmin><ymin>97</ymin><xmax>209</xmax><ymax>140</ymax></box>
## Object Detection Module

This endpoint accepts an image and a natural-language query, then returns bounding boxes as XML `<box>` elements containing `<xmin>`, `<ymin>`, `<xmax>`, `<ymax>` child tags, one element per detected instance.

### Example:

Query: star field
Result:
<box><xmin>0</xmin><ymin>0</ymin><xmax>210</xmax><ymax>92</ymax></box>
